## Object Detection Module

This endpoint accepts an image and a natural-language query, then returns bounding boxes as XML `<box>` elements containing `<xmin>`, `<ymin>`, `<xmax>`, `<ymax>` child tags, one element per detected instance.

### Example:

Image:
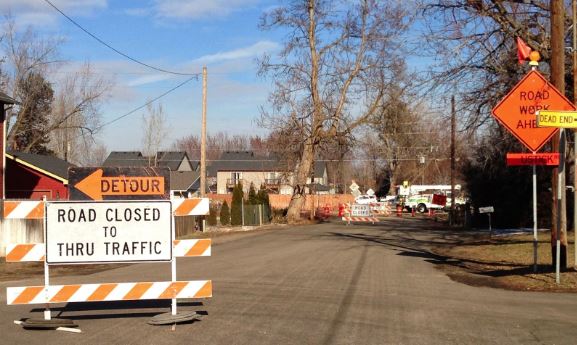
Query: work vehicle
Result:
<box><xmin>403</xmin><ymin>194</ymin><xmax>445</xmax><ymax>213</ymax></box>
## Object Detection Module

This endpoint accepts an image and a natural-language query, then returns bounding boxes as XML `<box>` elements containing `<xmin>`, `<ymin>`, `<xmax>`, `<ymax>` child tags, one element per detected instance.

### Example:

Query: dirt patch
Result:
<box><xmin>430</xmin><ymin>231</ymin><xmax>577</xmax><ymax>292</ymax></box>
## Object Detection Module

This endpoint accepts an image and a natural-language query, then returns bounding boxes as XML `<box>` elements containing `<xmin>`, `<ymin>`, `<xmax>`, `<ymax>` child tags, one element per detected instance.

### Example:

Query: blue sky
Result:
<box><xmin>1</xmin><ymin>0</ymin><xmax>284</xmax><ymax>151</ymax></box>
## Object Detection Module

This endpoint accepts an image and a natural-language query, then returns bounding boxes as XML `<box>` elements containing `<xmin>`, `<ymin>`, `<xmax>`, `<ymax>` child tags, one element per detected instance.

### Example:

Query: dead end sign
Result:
<box><xmin>492</xmin><ymin>70</ymin><xmax>576</xmax><ymax>152</ymax></box>
<box><xmin>69</xmin><ymin>167</ymin><xmax>170</xmax><ymax>201</ymax></box>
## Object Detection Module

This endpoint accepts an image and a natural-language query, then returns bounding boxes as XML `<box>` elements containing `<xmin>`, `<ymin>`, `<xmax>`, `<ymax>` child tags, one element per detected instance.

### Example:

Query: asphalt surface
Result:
<box><xmin>1</xmin><ymin>217</ymin><xmax>577</xmax><ymax>345</ymax></box>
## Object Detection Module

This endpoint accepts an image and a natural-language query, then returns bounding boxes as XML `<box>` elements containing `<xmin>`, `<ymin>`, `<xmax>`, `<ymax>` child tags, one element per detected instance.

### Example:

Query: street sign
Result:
<box><xmin>492</xmin><ymin>70</ymin><xmax>576</xmax><ymax>152</ymax></box>
<box><xmin>536</xmin><ymin>110</ymin><xmax>577</xmax><ymax>128</ymax></box>
<box><xmin>45</xmin><ymin>201</ymin><xmax>172</xmax><ymax>264</ymax></box>
<box><xmin>349</xmin><ymin>181</ymin><xmax>359</xmax><ymax>192</ymax></box>
<box><xmin>351</xmin><ymin>204</ymin><xmax>371</xmax><ymax>217</ymax></box>
<box><xmin>479</xmin><ymin>206</ymin><xmax>494</xmax><ymax>214</ymax></box>
<box><xmin>506</xmin><ymin>153</ymin><xmax>560</xmax><ymax>166</ymax></box>
<box><xmin>69</xmin><ymin>167</ymin><xmax>170</xmax><ymax>200</ymax></box>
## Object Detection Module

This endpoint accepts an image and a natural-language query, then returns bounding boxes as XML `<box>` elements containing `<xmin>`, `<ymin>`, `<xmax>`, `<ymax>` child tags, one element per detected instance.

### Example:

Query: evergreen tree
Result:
<box><xmin>258</xmin><ymin>184</ymin><xmax>272</xmax><ymax>222</ymax></box>
<box><xmin>13</xmin><ymin>72</ymin><xmax>54</xmax><ymax>154</ymax></box>
<box><xmin>220</xmin><ymin>201</ymin><xmax>230</xmax><ymax>226</ymax></box>
<box><xmin>231</xmin><ymin>182</ymin><xmax>244</xmax><ymax>226</ymax></box>
<box><xmin>207</xmin><ymin>204</ymin><xmax>218</xmax><ymax>226</ymax></box>
<box><xmin>248</xmin><ymin>182</ymin><xmax>258</xmax><ymax>204</ymax></box>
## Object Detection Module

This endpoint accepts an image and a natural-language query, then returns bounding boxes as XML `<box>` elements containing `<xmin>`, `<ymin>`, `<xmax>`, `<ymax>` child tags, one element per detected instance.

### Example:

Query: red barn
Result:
<box><xmin>5</xmin><ymin>151</ymin><xmax>73</xmax><ymax>200</ymax></box>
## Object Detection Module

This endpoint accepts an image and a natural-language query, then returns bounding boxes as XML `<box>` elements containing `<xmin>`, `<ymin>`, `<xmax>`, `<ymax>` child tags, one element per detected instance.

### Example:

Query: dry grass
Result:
<box><xmin>432</xmin><ymin>231</ymin><xmax>577</xmax><ymax>292</ymax></box>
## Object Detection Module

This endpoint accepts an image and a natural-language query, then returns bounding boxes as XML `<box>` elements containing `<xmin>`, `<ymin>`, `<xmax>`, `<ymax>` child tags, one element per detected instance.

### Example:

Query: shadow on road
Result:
<box><xmin>26</xmin><ymin>300</ymin><xmax>206</xmax><ymax>321</ymax></box>
<box><xmin>323</xmin><ymin>218</ymin><xmax>565</xmax><ymax>290</ymax></box>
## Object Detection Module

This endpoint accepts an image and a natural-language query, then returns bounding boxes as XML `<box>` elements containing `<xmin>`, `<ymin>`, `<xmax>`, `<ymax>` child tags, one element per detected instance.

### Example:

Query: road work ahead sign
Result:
<box><xmin>69</xmin><ymin>167</ymin><xmax>170</xmax><ymax>201</ymax></box>
<box><xmin>45</xmin><ymin>201</ymin><xmax>172</xmax><ymax>264</ymax></box>
<box><xmin>492</xmin><ymin>70</ymin><xmax>576</xmax><ymax>152</ymax></box>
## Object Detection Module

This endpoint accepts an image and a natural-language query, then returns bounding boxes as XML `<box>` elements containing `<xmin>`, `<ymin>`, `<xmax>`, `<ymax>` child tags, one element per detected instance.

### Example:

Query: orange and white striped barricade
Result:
<box><xmin>7</xmin><ymin>280</ymin><xmax>212</xmax><ymax>305</ymax></box>
<box><xmin>4</xmin><ymin>198</ymin><xmax>212</xmax><ymax>328</ymax></box>
<box><xmin>343</xmin><ymin>204</ymin><xmax>379</xmax><ymax>225</ymax></box>
<box><xmin>370</xmin><ymin>202</ymin><xmax>391</xmax><ymax>217</ymax></box>
<box><xmin>341</xmin><ymin>216</ymin><xmax>380</xmax><ymax>224</ymax></box>
<box><xmin>172</xmin><ymin>198</ymin><xmax>209</xmax><ymax>216</ymax></box>
<box><xmin>3</xmin><ymin>200</ymin><xmax>45</xmax><ymax>219</ymax></box>
<box><xmin>5</xmin><ymin>243</ymin><xmax>45</xmax><ymax>262</ymax></box>
<box><xmin>6</xmin><ymin>239</ymin><xmax>212</xmax><ymax>263</ymax></box>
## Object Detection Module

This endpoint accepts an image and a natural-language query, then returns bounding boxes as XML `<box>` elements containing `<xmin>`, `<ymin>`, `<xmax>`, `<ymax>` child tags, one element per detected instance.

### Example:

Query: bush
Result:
<box><xmin>207</xmin><ymin>204</ymin><xmax>218</xmax><ymax>226</ymax></box>
<box><xmin>220</xmin><ymin>201</ymin><xmax>230</xmax><ymax>226</ymax></box>
<box><xmin>272</xmin><ymin>208</ymin><xmax>288</xmax><ymax>223</ymax></box>
<box><xmin>231</xmin><ymin>182</ymin><xmax>244</xmax><ymax>226</ymax></box>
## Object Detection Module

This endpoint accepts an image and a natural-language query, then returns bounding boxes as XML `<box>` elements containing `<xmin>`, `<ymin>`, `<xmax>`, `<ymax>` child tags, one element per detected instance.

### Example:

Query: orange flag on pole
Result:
<box><xmin>517</xmin><ymin>37</ymin><xmax>531</xmax><ymax>64</ymax></box>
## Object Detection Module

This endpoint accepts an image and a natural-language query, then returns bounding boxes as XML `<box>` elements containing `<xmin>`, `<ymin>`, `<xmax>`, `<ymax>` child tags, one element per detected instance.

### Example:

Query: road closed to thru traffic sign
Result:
<box><xmin>45</xmin><ymin>201</ymin><xmax>172</xmax><ymax>264</ymax></box>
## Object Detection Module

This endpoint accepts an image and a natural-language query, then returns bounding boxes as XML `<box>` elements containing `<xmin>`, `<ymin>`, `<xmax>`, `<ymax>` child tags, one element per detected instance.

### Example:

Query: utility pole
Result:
<box><xmin>199</xmin><ymin>67</ymin><xmax>207</xmax><ymax>232</ymax></box>
<box><xmin>550</xmin><ymin>0</ymin><xmax>568</xmax><ymax>276</ymax></box>
<box><xmin>200</xmin><ymin>67</ymin><xmax>207</xmax><ymax>198</ymax></box>
<box><xmin>573</xmin><ymin>0</ymin><xmax>577</xmax><ymax>270</ymax></box>
<box><xmin>450</xmin><ymin>95</ymin><xmax>456</xmax><ymax>226</ymax></box>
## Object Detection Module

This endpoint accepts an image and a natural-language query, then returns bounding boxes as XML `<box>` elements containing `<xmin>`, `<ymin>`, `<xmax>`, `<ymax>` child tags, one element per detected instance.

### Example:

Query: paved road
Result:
<box><xmin>1</xmin><ymin>217</ymin><xmax>576</xmax><ymax>344</ymax></box>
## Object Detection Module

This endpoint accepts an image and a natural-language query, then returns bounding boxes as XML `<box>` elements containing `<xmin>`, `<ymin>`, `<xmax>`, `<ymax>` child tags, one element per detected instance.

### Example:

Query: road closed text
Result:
<box><xmin>56</xmin><ymin>207</ymin><xmax>161</xmax><ymax>222</ymax></box>
<box><xmin>46</xmin><ymin>201</ymin><xmax>172</xmax><ymax>264</ymax></box>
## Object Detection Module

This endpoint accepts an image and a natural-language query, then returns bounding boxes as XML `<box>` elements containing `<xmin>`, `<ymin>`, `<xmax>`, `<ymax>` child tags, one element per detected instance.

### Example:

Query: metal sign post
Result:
<box><xmin>479</xmin><ymin>206</ymin><xmax>494</xmax><ymax>238</ymax></box>
<box><xmin>532</xmin><ymin>159</ymin><xmax>538</xmax><ymax>273</ymax></box>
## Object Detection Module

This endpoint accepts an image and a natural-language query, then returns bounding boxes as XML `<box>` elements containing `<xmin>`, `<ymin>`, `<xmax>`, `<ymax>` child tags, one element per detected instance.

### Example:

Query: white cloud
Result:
<box><xmin>123</xmin><ymin>7</ymin><xmax>151</xmax><ymax>17</ymax></box>
<box><xmin>192</xmin><ymin>40</ymin><xmax>280</xmax><ymax>64</ymax></box>
<box><xmin>127</xmin><ymin>74</ymin><xmax>175</xmax><ymax>87</ymax></box>
<box><xmin>0</xmin><ymin>0</ymin><xmax>107</xmax><ymax>27</ymax></box>
<box><xmin>153</xmin><ymin>0</ymin><xmax>260</xmax><ymax>20</ymax></box>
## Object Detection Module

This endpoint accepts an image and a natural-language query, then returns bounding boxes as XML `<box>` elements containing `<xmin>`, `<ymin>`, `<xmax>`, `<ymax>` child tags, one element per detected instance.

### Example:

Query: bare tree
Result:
<box><xmin>141</xmin><ymin>102</ymin><xmax>169</xmax><ymax>166</ymax></box>
<box><xmin>49</xmin><ymin>62</ymin><xmax>112</xmax><ymax>162</ymax></box>
<box><xmin>1</xmin><ymin>18</ymin><xmax>113</xmax><ymax>159</ymax></box>
<box><xmin>172</xmin><ymin>132</ymin><xmax>268</xmax><ymax>162</ymax></box>
<box><xmin>76</xmin><ymin>139</ymin><xmax>109</xmax><ymax>166</ymax></box>
<box><xmin>2</xmin><ymin>19</ymin><xmax>62</xmax><ymax>150</ymax></box>
<box><xmin>420</xmin><ymin>0</ymin><xmax>552</xmax><ymax>129</ymax></box>
<box><xmin>259</xmin><ymin>0</ymin><xmax>413</xmax><ymax>222</ymax></box>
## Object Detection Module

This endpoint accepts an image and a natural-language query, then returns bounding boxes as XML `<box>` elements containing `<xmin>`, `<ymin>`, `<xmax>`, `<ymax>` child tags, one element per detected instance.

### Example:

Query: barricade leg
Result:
<box><xmin>44</xmin><ymin>260</ymin><xmax>51</xmax><ymax>320</ymax></box>
<box><xmin>171</xmin><ymin>258</ymin><xmax>177</xmax><ymax>315</ymax></box>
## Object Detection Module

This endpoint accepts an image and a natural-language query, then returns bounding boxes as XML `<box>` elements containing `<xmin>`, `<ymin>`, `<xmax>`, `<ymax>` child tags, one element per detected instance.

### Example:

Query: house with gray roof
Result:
<box><xmin>103</xmin><ymin>151</ymin><xmax>148</xmax><ymax>167</ymax></box>
<box><xmin>211</xmin><ymin>151</ymin><xmax>330</xmax><ymax>195</ymax></box>
<box><xmin>170</xmin><ymin>170</ymin><xmax>201</xmax><ymax>198</ymax></box>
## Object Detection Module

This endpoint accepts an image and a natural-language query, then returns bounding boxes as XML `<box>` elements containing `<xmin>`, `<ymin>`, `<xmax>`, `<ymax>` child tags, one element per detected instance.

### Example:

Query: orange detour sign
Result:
<box><xmin>69</xmin><ymin>167</ymin><xmax>170</xmax><ymax>200</ymax></box>
<box><xmin>492</xmin><ymin>70</ymin><xmax>576</xmax><ymax>152</ymax></box>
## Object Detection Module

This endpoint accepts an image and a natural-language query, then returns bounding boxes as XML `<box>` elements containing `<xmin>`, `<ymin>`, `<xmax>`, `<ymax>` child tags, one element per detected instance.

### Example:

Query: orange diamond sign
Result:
<box><xmin>492</xmin><ymin>70</ymin><xmax>576</xmax><ymax>152</ymax></box>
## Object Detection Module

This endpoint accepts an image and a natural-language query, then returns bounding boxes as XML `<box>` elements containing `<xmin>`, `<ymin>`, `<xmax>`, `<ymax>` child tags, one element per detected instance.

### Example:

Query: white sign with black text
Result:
<box><xmin>351</xmin><ymin>204</ymin><xmax>371</xmax><ymax>217</ymax></box>
<box><xmin>46</xmin><ymin>201</ymin><xmax>172</xmax><ymax>264</ymax></box>
<box><xmin>478</xmin><ymin>206</ymin><xmax>494</xmax><ymax>214</ymax></box>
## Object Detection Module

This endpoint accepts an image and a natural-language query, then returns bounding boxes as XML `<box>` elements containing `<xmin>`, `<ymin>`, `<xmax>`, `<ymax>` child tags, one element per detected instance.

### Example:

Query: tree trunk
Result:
<box><xmin>287</xmin><ymin>138</ymin><xmax>315</xmax><ymax>223</ymax></box>
<box><xmin>388</xmin><ymin>162</ymin><xmax>398</xmax><ymax>195</ymax></box>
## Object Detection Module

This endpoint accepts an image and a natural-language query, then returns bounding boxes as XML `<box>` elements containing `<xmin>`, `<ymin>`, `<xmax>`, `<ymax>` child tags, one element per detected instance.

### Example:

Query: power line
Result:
<box><xmin>43</xmin><ymin>0</ymin><xmax>199</xmax><ymax>77</ymax></box>
<box><xmin>74</xmin><ymin>75</ymin><xmax>196</xmax><ymax>139</ymax></box>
